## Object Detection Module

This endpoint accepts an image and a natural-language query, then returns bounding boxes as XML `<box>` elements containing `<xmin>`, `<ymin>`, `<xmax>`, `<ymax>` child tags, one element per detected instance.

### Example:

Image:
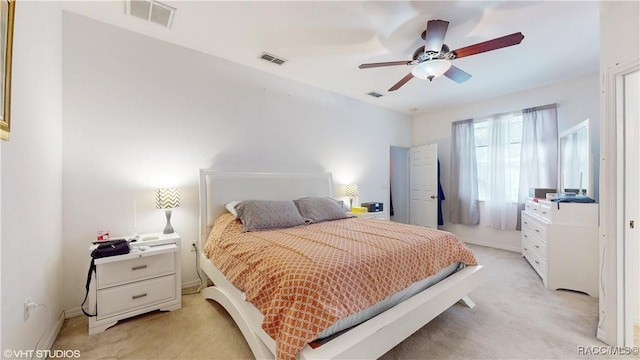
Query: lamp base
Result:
<box><xmin>163</xmin><ymin>209</ymin><xmax>175</xmax><ymax>234</ymax></box>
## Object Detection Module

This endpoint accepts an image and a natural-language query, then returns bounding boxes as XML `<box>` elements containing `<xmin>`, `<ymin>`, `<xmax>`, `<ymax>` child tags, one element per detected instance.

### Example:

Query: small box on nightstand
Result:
<box><xmin>361</xmin><ymin>202</ymin><xmax>384</xmax><ymax>212</ymax></box>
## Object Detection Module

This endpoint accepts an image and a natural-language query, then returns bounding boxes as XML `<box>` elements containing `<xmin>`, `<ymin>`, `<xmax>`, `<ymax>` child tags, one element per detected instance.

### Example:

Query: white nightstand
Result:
<box><xmin>353</xmin><ymin>211</ymin><xmax>388</xmax><ymax>220</ymax></box>
<box><xmin>87</xmin><ymin>232</ymin><xmax>182</xmax><ymax>335</ymax></box>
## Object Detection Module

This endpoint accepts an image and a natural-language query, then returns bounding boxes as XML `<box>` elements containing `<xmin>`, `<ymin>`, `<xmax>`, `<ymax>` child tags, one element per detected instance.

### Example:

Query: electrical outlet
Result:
<box><xmin>23</xmin><ymin>298</ymin><xmax>35</xmax><ymax>322</ymax></box>
<box><xmin>191</xmin><ymin>243</ymin><xmax>197</xmax><ymax>252</ymax></box>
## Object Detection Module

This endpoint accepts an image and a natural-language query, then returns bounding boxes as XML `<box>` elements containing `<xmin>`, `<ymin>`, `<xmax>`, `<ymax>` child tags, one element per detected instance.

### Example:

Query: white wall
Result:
<box><xmin>1</xmin><ymin>1</ymin><xmax>63</xmax><ymax>353</ymax></box>
<box><xmin>412</xmin><ymin>73</ymin><xmax>599</xmax><ymax>251</ymax></box>
<box><xmin>597</xmin><ymin>0</ymin><xmax>640</xmax><ymax>346</ymax></box>
<box><xmin>61</xmin><ymin>13</ymin><xmax>411</xmax><ymax>313</ymax></box>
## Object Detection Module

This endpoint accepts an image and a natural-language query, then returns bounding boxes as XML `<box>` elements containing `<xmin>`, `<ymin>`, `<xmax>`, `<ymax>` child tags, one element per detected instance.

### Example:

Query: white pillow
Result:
<box><xmin>225</xmin><ymin>201</ymin><xmax>241</xmax><ymax>218</ymax></box>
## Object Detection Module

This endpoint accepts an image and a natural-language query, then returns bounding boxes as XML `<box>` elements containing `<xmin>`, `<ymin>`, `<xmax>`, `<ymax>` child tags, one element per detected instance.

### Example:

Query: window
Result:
<box><xmin>473</xmin><ymin>112</ymin><xmax>523</xmax><ymax>202</ymax></box>
<box><xmin>450</xmin><ymin>104</ymin><xmax>557</xmax><ymax>230</ymax></box>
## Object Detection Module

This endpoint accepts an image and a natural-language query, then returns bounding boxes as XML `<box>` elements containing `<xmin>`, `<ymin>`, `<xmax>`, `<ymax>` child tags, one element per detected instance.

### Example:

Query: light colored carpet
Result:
<box><xmin>52</xmin><ymin>245</ymin><xmax>613</xmax><ymax>359</ymax></box>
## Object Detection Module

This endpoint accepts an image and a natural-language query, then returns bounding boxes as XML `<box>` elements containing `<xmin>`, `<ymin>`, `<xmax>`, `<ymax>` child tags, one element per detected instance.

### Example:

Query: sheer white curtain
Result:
<box><xmin>517</xmin><ymin>104</ymin><xmax>558</xmax><ymax>229</ymax></box>
<box><xmin>485</xmin><ymin>113</ymin><xmax>520</xmax><ymax>230</ymax></box>
<box><xmin>450</xmin><ymin>119</ymin><xmax>480</xmax><ymax>225</ymax></box>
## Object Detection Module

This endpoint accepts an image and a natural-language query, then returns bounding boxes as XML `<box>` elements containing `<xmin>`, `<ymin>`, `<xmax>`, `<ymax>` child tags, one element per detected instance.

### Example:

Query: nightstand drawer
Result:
<box><xmin>97</xmin><ymin>252</ymin><xmax>175</xmax><ymax>289</ymax></box>
<box><xmin>353</xmin><ymin>211</ymin><xmax>388</xmax><ymax>220</ymax></box>
<box><xmin>97</xmin><ymin>275</ymin><xmax>177</xmax><ymax>319</ymax></box>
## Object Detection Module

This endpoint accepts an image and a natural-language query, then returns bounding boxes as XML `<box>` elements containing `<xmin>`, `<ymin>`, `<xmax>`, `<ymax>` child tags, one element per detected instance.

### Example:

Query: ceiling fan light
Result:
<box><xmin>411</xmin><ymin>60</ymin><xmax>452</xmax><ymax>81</ymax></box>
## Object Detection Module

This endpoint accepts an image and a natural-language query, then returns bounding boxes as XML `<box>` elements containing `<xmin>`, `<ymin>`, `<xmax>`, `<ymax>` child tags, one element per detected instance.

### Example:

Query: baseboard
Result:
<box><xmin>65</xmin><ymin>307</ymin><xmax>83</xmax><ymax>319</ymax></box>
<box><xmin>464</xmin><ymin>239</ymin><xmax>521</xmax><ymax>253</ymax></box>
<box><xmin>596</xmin><ymin>326</ymin><xmax>607</xmax><ymax>344</ymax></box>
<box><xmin>38</xmin><ymin>310</ymin><xmax>65</xmax><ymax>354</ymax></box>
<box><xmin>182</xmin><ymin>279</ymin><xmax>201</xmax><ymax>289</ymax></box>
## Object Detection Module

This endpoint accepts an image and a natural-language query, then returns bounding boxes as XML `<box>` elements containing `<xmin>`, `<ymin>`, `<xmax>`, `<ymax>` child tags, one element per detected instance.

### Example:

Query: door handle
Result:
<box><xmin>430</xmin><ymin>195</ymin><xmax>437</xmax><ymax>199</ymax></box>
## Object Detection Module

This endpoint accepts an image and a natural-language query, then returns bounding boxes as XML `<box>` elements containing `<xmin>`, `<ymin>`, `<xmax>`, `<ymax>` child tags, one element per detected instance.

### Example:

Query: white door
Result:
<box><xmin>409</xmin><ymin>143</ymin><xmax>438</xmax><ymax>228</ymax></box>
<box><xmin>623</xmin><ymin>69</ymin><xmax>639</xmax><ymax>347</ymax></box>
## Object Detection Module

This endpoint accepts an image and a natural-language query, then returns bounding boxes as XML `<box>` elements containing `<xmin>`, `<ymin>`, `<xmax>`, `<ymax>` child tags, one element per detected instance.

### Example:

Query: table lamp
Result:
<box><xmin>155</xmin><ymin>187</ymin><xmax>180</xmax><ymax>234</ymax></box>
<box><xmin>345</xmin><ymin>184</ymin><xmax>358</xmax><ymax>210</ymax></box>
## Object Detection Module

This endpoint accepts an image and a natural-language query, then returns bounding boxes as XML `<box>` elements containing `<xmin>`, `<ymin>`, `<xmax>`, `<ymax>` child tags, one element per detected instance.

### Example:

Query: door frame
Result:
<box><xmin>620</xmin><ymin>65</ymin><xmax>639</xmax><ymax>346</ymax></box>
<box><xmin>599</xmin><ymin>58</ymin><xmax>639</xmax><ymax>346</ymax></box>
<box><xmin>389</xmin><ymin>146</ymin><xmax>410</xmax><ymax>224</ymax></box>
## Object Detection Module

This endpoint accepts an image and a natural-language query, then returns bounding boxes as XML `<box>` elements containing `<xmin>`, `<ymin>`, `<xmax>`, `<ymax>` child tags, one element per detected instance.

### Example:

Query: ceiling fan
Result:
<box><xmin>359</xmin><ymin>20</ymin><xmax>524</xmax><ymax>91</ymax></box>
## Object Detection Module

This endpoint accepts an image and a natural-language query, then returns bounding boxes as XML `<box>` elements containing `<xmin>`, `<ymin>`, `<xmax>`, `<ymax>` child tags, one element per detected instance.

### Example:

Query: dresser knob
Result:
<box><xmin>132</xmin><ymin>293</ymin><xmax>148</xmax><ymax>300</ymax></box>
<box><xmin>132</xmin><ymin>265</ymin><xmax>148</xmax><ymax>271</ymax></box>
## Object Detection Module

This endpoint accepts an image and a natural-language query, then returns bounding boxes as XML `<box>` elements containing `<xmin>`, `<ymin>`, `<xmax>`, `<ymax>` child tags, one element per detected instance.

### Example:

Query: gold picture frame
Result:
<box><xmin>0</xmin><ymin>0</ymin><xmax>15</xmax><ymax>141</ymax></box>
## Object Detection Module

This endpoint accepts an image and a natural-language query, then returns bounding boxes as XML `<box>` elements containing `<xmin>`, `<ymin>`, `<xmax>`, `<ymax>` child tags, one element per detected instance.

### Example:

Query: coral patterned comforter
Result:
<box><xmin>203</xmin><ymin>213</ymin><xmax>477</xmax><ymax>360</ymax></box>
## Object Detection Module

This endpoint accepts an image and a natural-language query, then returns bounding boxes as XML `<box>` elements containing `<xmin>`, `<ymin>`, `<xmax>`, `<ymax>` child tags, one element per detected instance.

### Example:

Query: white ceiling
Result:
<box><xmin>61</xmin><ymin>1</ymin><xmax>600</xmax><ymax>115</ymax></box>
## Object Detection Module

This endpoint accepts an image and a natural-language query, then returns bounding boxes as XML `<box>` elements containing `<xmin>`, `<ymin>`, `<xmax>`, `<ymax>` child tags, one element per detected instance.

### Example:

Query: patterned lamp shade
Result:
<box><xmin>155</xmin><ymin>187</ymin><xmax>180</xmax><ymax>209</ymax></box>
<box><xmin>345</xmin><ymin>184</ymin><xmax>358</xmax><ymax>197</ymax></box>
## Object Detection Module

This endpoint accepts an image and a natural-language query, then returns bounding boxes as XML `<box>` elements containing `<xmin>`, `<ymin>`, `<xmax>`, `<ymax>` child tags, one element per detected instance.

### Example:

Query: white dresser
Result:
<box><xmin>521</xmin><ymin>198</ymin><xmax>599</xmax><ymax>297</ymax></box>
<box><xmin>88</xmin><ymin>233</ymin><xmax>182</xmax><ymax>334</ymax></box>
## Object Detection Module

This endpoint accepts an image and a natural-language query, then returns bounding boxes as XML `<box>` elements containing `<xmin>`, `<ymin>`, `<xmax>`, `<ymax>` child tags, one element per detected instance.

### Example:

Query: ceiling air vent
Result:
<box><xmin>367</xmin><ymin>92</ymin><xmax>383</xmax><ymax>98</ymax></box>
<box><xmin>259</xmin><ymin>52</ymin><xmax>287</xmax><ymax>66</ymax></box>
<box><xmin>125</xmin><ymin>0</ymin><xmax>176</xmax><ymax>28</ymax></box>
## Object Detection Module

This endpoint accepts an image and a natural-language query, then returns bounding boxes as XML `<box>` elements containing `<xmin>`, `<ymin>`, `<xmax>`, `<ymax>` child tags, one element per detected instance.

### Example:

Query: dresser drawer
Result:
<box><xmin>522</xmin><ymin>234</ymin><xmax>534</xmax><ymax>257</ymax></box>
<box><xmin>97</xmin><ymin>275</ymin><xmax>177</xmax><ymax>319</ymax></box>
<box><xmin>530</xmin><ymin>236</ymin><xmax>546</xmax><ymax>258</ymax></box>
<box><xmin>523</xmin><ymin>229</ymin><xmax>546</xmax><ymax>260</ymax></box>
<box><xmin>522</xmin><ymin>214</ymin><xmax>548</xmax><ymax>242</ymax></box>
<box><xmin>538</xmin><ymin>203</ymin><xmax>552</xmax><ymax>221</ymax></box>
<box><xmin>97</xmin><ymin>252</ymin><xmax>175</xmax><ymax>289</ymax></box>
<box><xmin>366</xmin><ymin>213</ymin><xmax>388</xmax><ymax>220</ymax></box>
<box><xmin>524</xmin><ymin>245</ymin><xmax>546</xmax><ymax>280</ymax></box>
<box><xmin>525</xmin><ymin>199</ymin><xmax>540</xmax><ymax>213</ymax></box>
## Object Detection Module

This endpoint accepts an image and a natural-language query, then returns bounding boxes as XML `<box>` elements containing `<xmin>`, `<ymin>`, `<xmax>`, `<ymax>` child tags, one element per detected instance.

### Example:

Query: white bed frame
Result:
<box><xmin>198</xmin><ymin>170</ymin><xmax>484</xmax><ymax>359</ymax></box>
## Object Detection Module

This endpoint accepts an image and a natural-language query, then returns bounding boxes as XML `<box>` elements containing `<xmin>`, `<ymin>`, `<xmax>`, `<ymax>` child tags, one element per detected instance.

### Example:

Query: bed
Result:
<box><xmin>198</xmin><ymin>170</ymin><xmax>483</xmax><ymax>360</ymax></box>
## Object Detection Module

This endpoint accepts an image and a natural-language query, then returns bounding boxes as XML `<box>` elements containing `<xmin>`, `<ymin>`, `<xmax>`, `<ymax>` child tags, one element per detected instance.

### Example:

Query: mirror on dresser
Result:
<box><xmin>559</xmin><ymin>119</ymin><xmax>590</xmax><ymax>196</ymax></box>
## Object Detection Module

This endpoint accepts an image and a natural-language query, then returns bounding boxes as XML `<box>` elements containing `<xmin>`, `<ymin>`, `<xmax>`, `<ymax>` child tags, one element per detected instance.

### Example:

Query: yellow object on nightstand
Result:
<box><xmin>351</xmin><ymin>206</ymin><xmax>367</xmax><ymax>214</ymax></box>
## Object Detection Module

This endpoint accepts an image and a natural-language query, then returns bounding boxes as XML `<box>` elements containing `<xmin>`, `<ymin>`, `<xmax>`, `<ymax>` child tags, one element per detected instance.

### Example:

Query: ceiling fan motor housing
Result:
<box><xmin>410</xmin><ymin>44</ymin><xmax>454</xmax><ymax>65</ymax></box>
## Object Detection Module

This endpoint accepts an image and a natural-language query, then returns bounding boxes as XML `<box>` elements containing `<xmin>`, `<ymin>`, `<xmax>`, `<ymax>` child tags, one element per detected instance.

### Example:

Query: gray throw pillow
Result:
<box><xmin>294</xmin><ymin>197</ymin><xmax>348</xmax><ymax>223</ymax></box>
<box><xmin>235</xmin><ymin>200</ymin><xmax>307</xmax><ymax>232</ymax></box>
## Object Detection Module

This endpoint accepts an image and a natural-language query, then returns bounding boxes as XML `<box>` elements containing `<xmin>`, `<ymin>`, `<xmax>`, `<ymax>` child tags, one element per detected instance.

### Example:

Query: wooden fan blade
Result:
<box><xmin>451</xmin><ymin>32</ymin><xmax>524</xmax><ymax>59</ymax></box>
<box><xmin>423</xmin><ymin>20</ymin><xmax>449</xmax><ymax>53</ymax></box>
<box><xmin>359</xmin><ymin>61</ymin><xmax>410</xmax><ymax>69</ymax></box>
<box><xmin>444</xmin><ymin>65</ymin><xmax>472</xmax><ymax>83</ymax></box>
<box><xmin>388</xmin><ymin>73</ymin><xmax>414</xmax><ymax>91</ymax></box>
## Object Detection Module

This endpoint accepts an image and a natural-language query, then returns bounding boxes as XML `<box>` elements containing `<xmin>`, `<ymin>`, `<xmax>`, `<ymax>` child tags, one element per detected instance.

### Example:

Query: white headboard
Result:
<box><xmin>198</xmin><ymin>170</ymin><xmax>334</xmax><ymax>246</ymax></box>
